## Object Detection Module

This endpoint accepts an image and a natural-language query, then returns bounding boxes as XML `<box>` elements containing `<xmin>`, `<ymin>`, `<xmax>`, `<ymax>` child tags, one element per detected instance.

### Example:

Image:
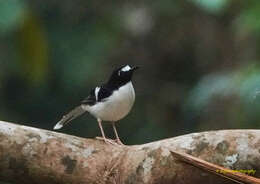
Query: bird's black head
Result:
<box><xmin>107</xmin><ymin>65</ymin><xmax>139</xmax><ymax>88</ymax></box>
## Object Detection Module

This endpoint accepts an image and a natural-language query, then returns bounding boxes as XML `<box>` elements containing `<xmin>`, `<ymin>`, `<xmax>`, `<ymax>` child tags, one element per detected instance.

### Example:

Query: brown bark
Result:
<box><xmin>0</xmin><ymin>120</ymin><xmax>259</xmax><ymax>184</ymax></box>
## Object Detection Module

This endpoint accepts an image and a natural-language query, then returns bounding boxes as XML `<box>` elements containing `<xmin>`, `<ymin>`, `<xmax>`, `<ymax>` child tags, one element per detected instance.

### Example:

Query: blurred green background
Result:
<box><xmin>1</xmin><ymin>0</ymin><xmax>260</xmax><ymax>145</ymax></box>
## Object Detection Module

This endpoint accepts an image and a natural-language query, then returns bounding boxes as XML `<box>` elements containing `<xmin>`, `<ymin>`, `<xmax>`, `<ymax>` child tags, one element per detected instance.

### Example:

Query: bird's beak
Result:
<box><xmin>131</xmin><ymin>66</ymin><xmax>139</xmax><ymax>71</ymax></box>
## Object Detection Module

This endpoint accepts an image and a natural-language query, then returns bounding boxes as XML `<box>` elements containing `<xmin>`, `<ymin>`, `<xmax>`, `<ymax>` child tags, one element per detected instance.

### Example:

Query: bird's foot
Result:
<box><xmin>96</xmin><ymin>137</ymin><xmax>119</xmax><ymax>146</ymax></box>
<box><xmin>115</xmin><ymin>138</ymin><xmax>124</xmax><ymax>145</ymax></box>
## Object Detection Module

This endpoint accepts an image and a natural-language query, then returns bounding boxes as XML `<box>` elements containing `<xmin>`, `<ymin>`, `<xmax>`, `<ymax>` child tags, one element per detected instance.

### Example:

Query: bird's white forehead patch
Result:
<box><xmin>95</xmin><ymin>87</ymin><xmax>100</xmax><ymax>101</ymax></box>
<box><xmin>121</xmin><ymin>65</ymin><xmax>131</xmax><ymax>72</ymax></box>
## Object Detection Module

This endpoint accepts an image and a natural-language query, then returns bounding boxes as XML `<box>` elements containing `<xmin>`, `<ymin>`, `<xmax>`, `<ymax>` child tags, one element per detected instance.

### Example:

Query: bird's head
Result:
<box><xmin>108</xmin><ymin>65</ymin><xmax>139</xmax><ymax>87</ymax></box>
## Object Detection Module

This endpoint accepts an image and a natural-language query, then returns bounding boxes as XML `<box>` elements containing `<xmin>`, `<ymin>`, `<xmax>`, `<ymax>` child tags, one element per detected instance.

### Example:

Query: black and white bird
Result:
<box><xmin>53</xmin><ymin>65</ymin><xmax>139</xmax><ymax>145</ymax></box>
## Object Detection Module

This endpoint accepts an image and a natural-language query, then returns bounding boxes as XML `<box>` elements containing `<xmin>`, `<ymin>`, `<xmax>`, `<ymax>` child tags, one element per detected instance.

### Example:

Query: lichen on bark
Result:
<box><xmin>0</xmin><ymin>120</ymin><xmax>259</xmax><ymax>184</ymax></box>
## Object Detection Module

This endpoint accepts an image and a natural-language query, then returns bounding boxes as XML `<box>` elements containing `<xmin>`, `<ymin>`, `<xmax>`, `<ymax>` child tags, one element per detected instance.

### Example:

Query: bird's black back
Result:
<box><xmin>82</xmin><ymin>65</ymin><xmax>136</xmax><ymax>106</ymax></box>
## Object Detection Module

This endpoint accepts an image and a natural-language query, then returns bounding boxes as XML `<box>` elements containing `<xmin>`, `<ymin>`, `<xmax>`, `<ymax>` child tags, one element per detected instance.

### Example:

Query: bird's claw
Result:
<box><xmin>95</xmin><ymin>137</ymin><xmax>124</xmax><ymax>146</ymax></box>
<box><xmin>115</xmin><ymin>138</ymin><xmax>124</xmax><ymax>145</ymax></box>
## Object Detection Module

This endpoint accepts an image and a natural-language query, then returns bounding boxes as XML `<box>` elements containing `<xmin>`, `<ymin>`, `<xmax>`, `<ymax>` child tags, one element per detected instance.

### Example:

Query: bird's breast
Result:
<box><xmin>86</xmin><ymin>82</ymin><xmax>135</xmax><ymax>122</ymax></box>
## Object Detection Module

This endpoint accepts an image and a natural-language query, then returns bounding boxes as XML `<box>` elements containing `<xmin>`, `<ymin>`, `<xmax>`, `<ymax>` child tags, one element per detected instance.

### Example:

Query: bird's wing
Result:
<box><xmin>81</xmin><ymin>86</ymin><xmax>112</xmax><ymax>105</ymax></box>
<box><xmin>97</xmin><ymin>86</ymin><xmax>113</xmax><ymax>102</ymax></box>
<box><xmin>53</xmin><ymin>105</ymin><xmax>86</xmax><ymax>130</ymax></box>
<box><xmin>81</xmin><ymin>88</ymin><xmax>96</xmax><ymax>105</ymax></box>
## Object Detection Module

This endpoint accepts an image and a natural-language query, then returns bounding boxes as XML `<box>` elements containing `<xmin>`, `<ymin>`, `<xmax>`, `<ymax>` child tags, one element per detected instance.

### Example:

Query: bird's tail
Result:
<box><xmin>53</xmin><ymin>105</ymin><xmax>86</xmax><ymax>130</ymax></box>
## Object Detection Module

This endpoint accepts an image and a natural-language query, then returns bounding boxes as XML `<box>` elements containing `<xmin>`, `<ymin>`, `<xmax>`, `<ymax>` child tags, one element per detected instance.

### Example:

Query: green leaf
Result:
<box><xmin>191</xmin><ymin>0</ymin><xmax>229</xmax><ymax>14</ymax></box>
<box><xmin>0</xmin><ymin>0</ymin><xmax>27</xmax><ymax>34</ymax></box>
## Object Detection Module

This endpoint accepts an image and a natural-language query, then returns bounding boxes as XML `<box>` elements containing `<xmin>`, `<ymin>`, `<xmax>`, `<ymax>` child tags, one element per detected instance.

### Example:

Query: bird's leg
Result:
<box><xmin>97</xmin><ymin>119</ymin><xmax>117</xmax><ymax>145</ymax></box>
<box><xmin>112</xmin><ymin>122</ymin><xmax>124</xmax><ymax>145</ymax></box>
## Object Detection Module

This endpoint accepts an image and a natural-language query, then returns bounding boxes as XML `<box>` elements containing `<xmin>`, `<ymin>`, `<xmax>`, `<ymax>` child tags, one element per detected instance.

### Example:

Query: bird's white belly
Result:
<box><xmin>84</xmin><ymin>82</ymin><xmax>135</xmax><ymax>122</ymax></box>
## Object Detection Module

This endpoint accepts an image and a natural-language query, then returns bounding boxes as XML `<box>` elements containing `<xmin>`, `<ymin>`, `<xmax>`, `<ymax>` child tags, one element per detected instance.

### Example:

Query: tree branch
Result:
<box><xmin>0</xmin><ymin>120</ymin><xmax>259</xmax><ymax>184</ymax></box>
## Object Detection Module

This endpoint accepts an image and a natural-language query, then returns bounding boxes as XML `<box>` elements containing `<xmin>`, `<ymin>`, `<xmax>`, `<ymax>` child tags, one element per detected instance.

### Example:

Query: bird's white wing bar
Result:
<box><xmin>95</xmin><ymin>87</ymin><xmax>100</xmax><ymax>101</ymax></box>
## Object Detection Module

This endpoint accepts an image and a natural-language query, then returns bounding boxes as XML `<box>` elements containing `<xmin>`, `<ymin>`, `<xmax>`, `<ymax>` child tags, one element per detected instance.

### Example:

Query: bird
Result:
<box><xmin>53</xmin><ymin>65</ymin><xmax>139</xmax><ymax>145</ymax></box>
